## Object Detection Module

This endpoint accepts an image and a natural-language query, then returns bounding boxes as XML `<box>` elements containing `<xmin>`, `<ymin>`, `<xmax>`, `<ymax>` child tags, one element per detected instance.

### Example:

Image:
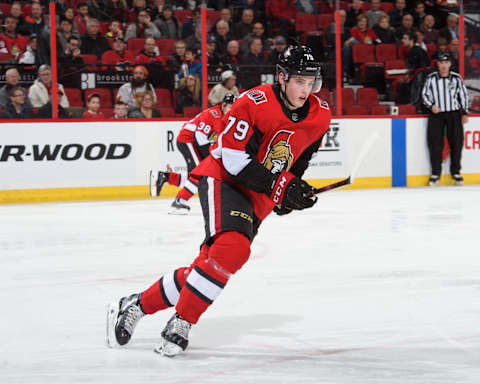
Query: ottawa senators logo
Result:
<box><xmin>262</xmin><ymin>130</ymin><xmax>294</xmax><ymax>174</ymax></box>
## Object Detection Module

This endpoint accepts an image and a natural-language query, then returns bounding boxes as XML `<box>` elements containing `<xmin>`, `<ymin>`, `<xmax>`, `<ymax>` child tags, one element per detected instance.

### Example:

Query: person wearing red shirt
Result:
<box><xmin>0</xmin><ymin>16</ymin><xmax>28</xmax><ymax>57</ymax></box>
<box><xmin>108</xmin><ymin>46</ymin><xmax>330</xmax><ymax>357</ymax></box>
<box><xmin>74</xmin><ymin>2</ymin><xmax>90</xmax><ymax>36</ymax></box>
<box><xmin>349</xmin><ymin>14</ymin><xmax>379</xmax><ymax>44</ymax></box>
<box><xmin>101</xmin><ymin>36</ymin><xmax>135</xmax><ymax>71</ymax></box>
<box><xmin>135</xmin><ymin>37</ymin><xmax>164</xmax><ymax>65</ymax></box>
<box><xmin>82</xmin><ymin>93</ymin><xmax>105</xmax><ymax>118</ymax></box>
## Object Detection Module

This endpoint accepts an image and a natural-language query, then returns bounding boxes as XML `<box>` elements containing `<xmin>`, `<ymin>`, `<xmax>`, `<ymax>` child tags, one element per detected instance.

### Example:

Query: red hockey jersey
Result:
<box><xmin>177</xmin><ymin>104</ymin><xmax>224</xmax><ymax>146</ymax></box>
<box><xmin>192</xmin><ymin>83</ymin><xmax>331</xmax><ymax>220</ymax></box>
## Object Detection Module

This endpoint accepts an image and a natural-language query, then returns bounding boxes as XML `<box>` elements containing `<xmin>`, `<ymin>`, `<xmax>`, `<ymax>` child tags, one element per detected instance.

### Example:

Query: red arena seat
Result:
<box><xmin>317</xmin><ymin>14</ymin><xmax>334</xmax><ymax>30</ymax></box>
<box><xmin>357</xmin><ymin>88</ymin><xmax>379</xmax><ymax>107</ymax></box>
<box><xmin>344</xmin><ymin>105</ymin><xmax>369</xmax><ymax>115</ymax></box>
<box><xmin>156</xmin><ymin>39</ymin><xmax>177</xmax><ymax>56</ymax></box>
<box><xmin>64</xmin><ymin>88</ymin><xmax>83</xmax><ymax>107</ymax></box>
<box><xmin>333</xmin><ymin>88</ymin><xmax>355</xmax><ymax>108</ymax></box>
<box><xmin>398</xmin><ymin>104</ymin><xmax>417</xmax><ymax>115</ymax></box>
<box><xmin>80</xmin><ymin>54</ymin><xmax>98</xmax><ymax>70</ymax></box>
<box><xmin>127</xmin><ymin>38</ymin><xmax>146</xmax><ymax>56</ymax></box>
<box><xmin>370</xmin><ymin>105</ymin><xmax>389</xmax><ymax>115</ymax></box>
<box><xmin>155</xmin><ymin>88</ymin><xmax>172</xmax><ymax>107</ymax></box>
<box><xmin>183</xmin><ymin>106</ymin><xmax>202</xmax><ymax>117</ymax></box>
<box><xmin>158</xmin><ymin>107</ymin><xmax>175</xmax><ymax>117</ymax></box>
<box><xmin>375</xmin><ymin>44</ymin><xmax>397</xmax><ymax>63</ymax></box>
<box><xmin>296</xmin><ymin>13</ymin><xmax>317</xmax><ymax>33</ymax></box>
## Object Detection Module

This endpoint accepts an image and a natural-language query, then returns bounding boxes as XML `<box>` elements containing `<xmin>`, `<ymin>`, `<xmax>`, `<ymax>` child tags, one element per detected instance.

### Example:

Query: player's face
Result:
<box><xmin>283</xmin><ymin>74</ymin><xmax>315</xmax><ymax>109</ymax></box>
<box><xmin>222</xmin><ymin>103</ymin><xmax>232</xmax><ymax>115</ymax></box>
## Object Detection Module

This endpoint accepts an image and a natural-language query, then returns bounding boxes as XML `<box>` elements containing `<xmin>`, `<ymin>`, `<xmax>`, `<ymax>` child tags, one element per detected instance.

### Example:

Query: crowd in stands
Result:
<box><xmin>0</xmin><ymin>0</ymin><xmax>477</xmax><ymax>118</ymax></box>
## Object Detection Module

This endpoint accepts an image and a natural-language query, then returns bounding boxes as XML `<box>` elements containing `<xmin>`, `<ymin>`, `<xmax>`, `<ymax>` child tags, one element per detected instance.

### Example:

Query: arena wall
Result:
<box><xmin>1</xmin><ymin>117</ymin><xmax>479</xmax><ymax>204</ymax></box>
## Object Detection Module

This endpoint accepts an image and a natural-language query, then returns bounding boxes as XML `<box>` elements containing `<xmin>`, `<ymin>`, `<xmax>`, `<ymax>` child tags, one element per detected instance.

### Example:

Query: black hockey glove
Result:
<box><xmin>273</xmin><ymin>205</ymin><xmax>293</xmax><ymax>216</ymax></box>
<box><xmin>268</xmin><ymin>170</ymin><xmax>317</xmax><ymax>210</ymax></box>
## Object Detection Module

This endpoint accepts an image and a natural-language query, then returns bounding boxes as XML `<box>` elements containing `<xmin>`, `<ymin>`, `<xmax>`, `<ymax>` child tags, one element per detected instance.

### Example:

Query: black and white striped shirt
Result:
<box><xmin>421</xmin><ymin>71</ymin><xmax>469</xmax><ymax>114</ymax></box>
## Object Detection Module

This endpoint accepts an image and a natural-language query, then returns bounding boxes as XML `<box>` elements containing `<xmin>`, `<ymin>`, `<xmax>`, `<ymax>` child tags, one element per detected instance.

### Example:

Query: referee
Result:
<box><xmin>421</xmin><ymin>52</ymin><xmax>469</xmax><ymax>186</ymax></box>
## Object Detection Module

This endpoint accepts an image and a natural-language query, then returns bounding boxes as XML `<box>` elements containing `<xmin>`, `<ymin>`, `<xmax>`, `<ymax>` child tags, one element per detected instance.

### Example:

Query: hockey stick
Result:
<box><xmin>312</xmin><ymin>129</ymin><xmax>381</xmax><ymax>195</ymax></box>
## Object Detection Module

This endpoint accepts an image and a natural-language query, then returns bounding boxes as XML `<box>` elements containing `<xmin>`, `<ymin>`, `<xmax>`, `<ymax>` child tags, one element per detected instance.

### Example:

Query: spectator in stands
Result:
<box><xmin>74</xmin><ymin>2</ymin><xmax>90</xmax><ymax>36</ymax></box>
<box><xmin>149</xmin><ymin>0</ymin><xmax>167</xmax><ymax>21</ymax></box>
<box><xmin>0</xmin><ymin>16</ymin><xmax>28</xmax><ymax>58</ymax></box>
<box><xmin>326</xmin><ymin>9</ymin><xmax>351</xmax><ymax>61</ymax></box>
<box><xmin>415</xmin><ymin>30</ymin><xmax>427</xmax><ymax>52</ymax></box>
<box><xmin>214</xmin><ymin>19</ymin><xmax>233</xmax><ymax>59</ymax></box>
<box><xmin>154</xmin><ymin>4</ymin><xmax>182</xmax><ymax>39</ymax></box>
<box><xmin>412</xmin><ymin>1</ymin><xmax>427</xmax><ymax>28</ymax></box>
<box><xmin>101</xmin><ymin>36</ymin><xmax>135</xmax><ymax>71</ymax></box>
<box><xmin>81</xmin><ymin>18</ymin><xmax>111</xmax><ymax>59</ymax></box>
<box><xmin>366</xmin><ymin>0</ymin><xmax>383</xmax><ymax>28</ymax></box>
<box><xmin>240</xmin><ymin>22</ymin><xmax>268</xmax><ymax>57</ymax></box>
<box><xmin>419</xmin><ymin>14</ymin><xmax>439</xmax><ymax>44</ymax></box>
<box><xmin>125</xmin><ymin>9</ymin><xmax>161</xmax><ymax>40</ymax></box>
<box><xmin>62</xmin><ymin>7</ymin><xmax>80</xmax><ymax>36</ymax></box>
<box><xmin>206</xmin><ymin>35</ymin><xmax>223</xmax><ymax>70</ymax></box>
<box><xmin>178</xmin><ymin>47</ymin><xmax>201</xmax><ymax>79</ymax></box>
<box><xmin>0</xmin><ymin>86</ymin><xmax>35</xmax><ymax>119</ymax></box>
<box><xmin>212</xmin><ymin>7</ymin><xmax>233</xmax><ymax>34</ymax></box>
<box><xmin>267</xmin><ymin>0</ymin><xmax>296</xmax><ymax>38</ymax></box>
<box><xmin>57</xmin><ymin>18</ymin><xmax>78</xmax><ymax>54</ymax></box>
<box><xmin>267</xmin><ymin>35</ymin><xmax>287</xmax><ymax>65</ymax></box>
<box><xmin>117</xmin><ymin>65</ymin><xmax>157</xmax><ymax>107</ymax></box>
<box><xmin>432</xmin><ymin>37</ymin><xmax>449</xmax><ymax>60</ymax></box>
<box><xmin>372</xmin><ymin>14</ymin><xmax>396</xmax><ymax>44</ymax></box>
<box><xmin>58</xmin><ymin>36</ymin><xmax>86</xmax><ymax>88</ymax></box>
<box><xmin>83</xmin><ymin>92</ymin><xmax>105</xmax><ymax>118</ymax></box>
<box><xmin>394</xmin><ymin>13</ymin><xmax>416</xmax><ymax>43</ymax></box>
<box><xmin>28</xmin><ymin>64</ymin><xmax>70</xmax><ymax>109</ymax></box>
<box><xmin>185</xmin><ymin>22</ymin><xmax>202</xmax><ymax>54</ymax></box>
<box><xmin>402</xmin><ymin>31</ymin><xmax>430</xmax><ymax>71</ymax></box>
<box><xmin>55</xmin><ymin>0</ymin><xmax>69</xmax><ymax>18</ymax></box>
<box><xmin>18</xmin><ymin>34</ymin><xmax>37</xmax><ymax>64</ymax></box>
<box><xmin>8</xmin><ymin>1</ymin><xmax>29</xmax><ymax>36</ymax></box>
<box><xmin>36</xmin><ymin>94</ymin><xmax>71</xmax><ymax>118</ymax></box>
<box><xmin>224</xmin><ymin>39</ymin><xmax>241</xmax><ymax>66</ymax></box>
<box><xmin>127</xmin><ymin>90</ymin><xmax>161</xmax><ymax>118</ymax></box>
<box><xmin>208</xmin><ymin>69</ymin><xmax>239</xmax><ymax>106</ymax></box>
<box><xmin>439</xmin><ymin>13</ymin><xmax>458</xmax><ymax>44</ymax></box>
<box><xmin>0</xmin><ymin>68</ymin><xmax>32</xmax><ymax>109</ymax></box>
<box><xmin>464</xmin><ymin>44</ymin><xmax>479</xmax><ymax>77</ymax></box>
<box><xmin>388</xmin><ymin>0</ymin><xmax>408</xmax><ymax>29</ymax></box>
<box><xmin>24</xmin><ymin>2</ymin><xmax>45</xmax><ymax>36</ymax></box>
<box><xmin>112</xmin><ymin>100</ymin><xmax>128</xmax><ymax>118</ymax></box>
<box><xmin>233</xmin><ymin>8</ymin><xmax>254</xmax><ymax>40</ymax></box>
<box><xmin>167</xmin><ymin>39</ymin><xmax>186</xmax><ymax>73</ymax></box>
<box><xmin>88</xmin><ymin>0</ymin><xmax>111</xmax><ymax>22</ymax></box>
<box><xmin>127</xmin><ymin>0</ymin><xmax>147</xmax><ymax>24</ymax></box>
<box><xmin>105</xmin><ymin>20</ymin><xmax>124</xmax><ymax>38</ymax></box>
<box><xmin>136</xmin><ymin>37</ymin><xmax>162</xmax><ymax>65</ymax></box>
<box><xmin>349</xmin><ymin>14</ymin><xmax>380</xmax><ymax>45</ymax></box>
<box><xmin>240</xmin><ymin>36</ymin><xmax>268</xmax><ymax>89</ymax></box>
<box><xmin>104</xmin><ymin>0</ymin><xmax>128</xmax><ymax>24</ymax></box>
<box><xmin>345</xmin><ymin>0</ymin><xmax>363</xmax><ymax>29</ymax></box>
<box><xmin>182</xmin><ymin>7</ymin><xmax>201</xmax><ymax>39</ymax></box>
<box><xmin>175</xmin><ymin>74</ymin><xmax>201</xmax><ymax>114</ymax></box>
<box><xmin>449</xmin><ymin>38</ymin><xmax>460</xmax><ymax>72</ymax></box>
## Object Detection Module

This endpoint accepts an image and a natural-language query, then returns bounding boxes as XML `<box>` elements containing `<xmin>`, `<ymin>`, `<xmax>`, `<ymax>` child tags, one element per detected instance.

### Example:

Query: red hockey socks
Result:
<box><xmin>168</xmin><ymin>172</ymin><xmax>181</xmax><ymax>187</ymax></box>
<box><xmin>177</xmin><ymin>176</ymin><xmax>199</xmax><ymax>201</ymax></box>
<box><xmin>176</xmin><ymin>231</ymin><xmax>251</xmax><ymax>324</ymax></box>
<box><xmin>139</xmin><ymin>244</ymin><xmax>210</xmax><ymax>315</ymax></box>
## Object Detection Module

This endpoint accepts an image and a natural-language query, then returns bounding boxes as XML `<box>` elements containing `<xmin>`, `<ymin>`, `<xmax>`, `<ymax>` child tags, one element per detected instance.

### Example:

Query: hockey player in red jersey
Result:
<box><xmin>107</xmin><ymin>46</ymin><xmax>331</xmax><ymax>356</ymax></box>
<box><xmin>149</xmin><ymin>93</ymin><xmax>236</xmax><ymax>214</ymax></box>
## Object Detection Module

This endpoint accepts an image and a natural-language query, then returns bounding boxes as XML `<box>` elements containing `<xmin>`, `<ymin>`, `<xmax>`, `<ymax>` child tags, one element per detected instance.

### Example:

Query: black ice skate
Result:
<box><xmin>154</xmin><ymin>313</ymin><xmax>191</xmax><ymax>357</ymax></box>
<box><xmin>106</xmin><ymin>293</ymin><xmax>145</xmax><ymax>348</ymax></box>
<box><xmin>452</xmin><ymin>174</ymin><xmax>463</xmax><ymax>186</ymax></box>
<box><xmin>150</xmin><ymin>171</ymin><xmax>169</xmax><ymax>197</ymax></box>
<box><xmin>168</xmin><ymin>197</ymin><xmax>191</xmax><ymax>215</ymax></box>
<box><xmin>429</xmin><ymin>175</ymin><xmax>440</xmax><ymax>186</ymax></box>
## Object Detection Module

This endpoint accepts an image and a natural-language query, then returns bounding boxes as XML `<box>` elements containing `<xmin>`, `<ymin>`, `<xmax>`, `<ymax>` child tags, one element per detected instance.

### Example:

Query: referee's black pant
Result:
<box><xmin>427</xmin><ymin>110</ymin><xmax>464</xmax><ymax>176</ymax></box>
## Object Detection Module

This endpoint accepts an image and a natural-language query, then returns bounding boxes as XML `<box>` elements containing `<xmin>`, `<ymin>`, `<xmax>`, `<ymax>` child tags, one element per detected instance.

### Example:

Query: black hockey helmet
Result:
<box><xmin>277</xmin><ymin>45</ymin><xmax>322</xmax><ymax>93</ymax></box>
<box><xmin>223</xmin><ymin>92</ymin><xmax>236</xmax><ymax>105</ymax></box>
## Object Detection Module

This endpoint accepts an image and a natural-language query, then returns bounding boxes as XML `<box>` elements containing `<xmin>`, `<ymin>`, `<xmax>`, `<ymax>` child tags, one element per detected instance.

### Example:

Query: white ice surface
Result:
<box><xmin>1</xmin><ymin>187</ymin><xmax>479</xmax><ymax>384</ymax></box>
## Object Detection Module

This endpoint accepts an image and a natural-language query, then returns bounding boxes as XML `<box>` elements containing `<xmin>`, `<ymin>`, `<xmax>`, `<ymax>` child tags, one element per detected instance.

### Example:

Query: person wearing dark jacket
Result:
<box><xmin>403</xmin><ymin>32</ymin><xmax>430</xmax><ymax>71</ymax></box>
<box><xmin>0</xmin><ymin>87</ymin><xmax>35</xmax><ymax>119</ymax></box>
<box><xmin>239</xmin><ymin>37</ymin><xmax>268</xmax><ymax>89</ymax></box>
<box><xmin>372</xmin><ymin>14</ymin><xmax>396</xmax><ymax>44</ymax></box>
<box><xmin>175</xmin><ymin>74</ymin><xmax>201</xmax><ymax>114</ymax></box>
<box><xmin>388</xmin><ymin>0</ymin><xmax>408</xmax><ymax>29</ymax></box>
<box><xmin>80</xmin><ymin>18</ymin><xmax>111</xmax><ymax>59</ymax></box>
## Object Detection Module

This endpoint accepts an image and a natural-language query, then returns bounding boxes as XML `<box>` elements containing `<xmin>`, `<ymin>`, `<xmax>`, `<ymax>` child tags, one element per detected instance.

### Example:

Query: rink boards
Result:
<box><xmin>0</xmin><ymin>117</ymin><xmax>479</xmax><ymax>203</ymax></box>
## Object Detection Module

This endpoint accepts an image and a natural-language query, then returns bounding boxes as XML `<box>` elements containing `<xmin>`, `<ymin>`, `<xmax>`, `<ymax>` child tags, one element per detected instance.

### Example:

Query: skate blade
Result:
<box><xmin>106</xmin><ymin>302</ymin><xmax>120</xmax><ymax>348</ymax></box>
<box><xmin>454</xmin><ymin>181</ymin><xmax>463</xmax><ymax>186</ymax></box>
<box><xmin>154</xmin><ymin>339</ymin><xmax>183</xmax><ymax>357</ymax></box>
<box><xmin>168</xmin><ymin>208</ymin><xmax>190</xmax><ymax>215</ymax></box>
<box><xmin>149</xmin><ymin>170</ymin><xmax>158</xmax><ymax>197</ymax></box>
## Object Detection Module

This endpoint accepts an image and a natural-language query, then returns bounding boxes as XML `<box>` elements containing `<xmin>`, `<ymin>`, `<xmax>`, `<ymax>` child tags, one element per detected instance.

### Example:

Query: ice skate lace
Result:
<box><xmin>122</xmin><ymin>305</ymin><xmax>144</xmax><ymax>335</ymax></box>
<box><xmin>170</xmin><ymin>317</ymin><xmax>191</xmax><ymax>340</ymax></box>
